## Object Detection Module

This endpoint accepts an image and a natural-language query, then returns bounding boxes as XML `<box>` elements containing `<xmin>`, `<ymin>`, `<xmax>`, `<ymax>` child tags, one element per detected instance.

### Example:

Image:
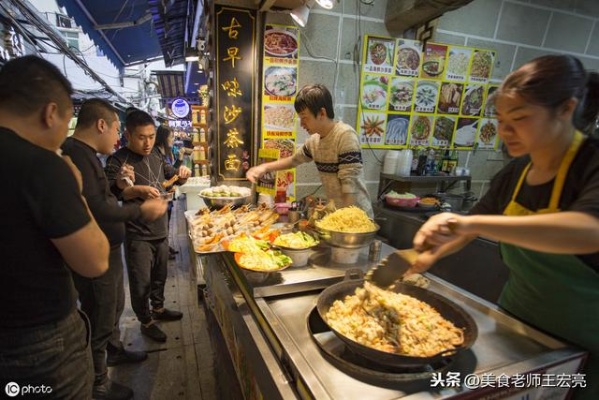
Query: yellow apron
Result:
<box><xmin>500</xmin><ymin>131</ymin><xmax>599</xmax><ymax>399</ymax></box>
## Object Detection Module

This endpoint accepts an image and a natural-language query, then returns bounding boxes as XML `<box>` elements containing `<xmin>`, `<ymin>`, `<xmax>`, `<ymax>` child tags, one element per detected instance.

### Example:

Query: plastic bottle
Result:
<box><xmin>199</xmin><ymin>127</ymin><xmax>206</xmax><ymax>142</ymax></box>
<box><xmin>198</xmin><ymin>145</ymin><xmax>206</xmax><ymax>161</ymax></box>
<box><xmin>201</xmin><ymin>164</ymin><xmax>208</xmax><ymax>176</ymax></box>
<box><xmin>410</xmin><ymin>149</ymin><xmax>420</xmax><ymax>175</ymax></box>
<box><xmin>194</xmin><ymin>164</ymin><xmax>200</xmax><ymax>177</ymax></box>
<box><xmin>447</xmin><ymin>150</ymin><xmax>459</xmax><ymax>175</ymax></box>
<box><xmin>192</xmin><ymin>128</ymin><xmax>199</xmax><ymax>143</ymax></box>
<box><xmin>425</xmin><ymin>149</ymin><xmax>436</xmax><ymax>176</ymax></box>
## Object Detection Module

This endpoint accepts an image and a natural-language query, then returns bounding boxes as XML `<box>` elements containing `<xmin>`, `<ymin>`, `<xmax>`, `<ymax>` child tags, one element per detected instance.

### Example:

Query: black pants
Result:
<box><xmin>72</xmin><ymin>244</ymin><xmax>125</xmax><ymax>381</ymax></box>
<box><xmin>124</xmin><ymin>237</ymin><xmax>169</xmax><ymax>324</ymax></box>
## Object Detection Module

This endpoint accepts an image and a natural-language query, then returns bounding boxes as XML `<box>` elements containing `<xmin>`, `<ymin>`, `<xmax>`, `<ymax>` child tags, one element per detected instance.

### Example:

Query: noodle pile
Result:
<box><xmin>315</xmin><ymin>206</ymin><xmax>377</xmax><ymax>233</ymax></box>
<box><xmin>325</xmin><ymin>282</ymin><xmax>464</xmax><ymax>357</ymax></box>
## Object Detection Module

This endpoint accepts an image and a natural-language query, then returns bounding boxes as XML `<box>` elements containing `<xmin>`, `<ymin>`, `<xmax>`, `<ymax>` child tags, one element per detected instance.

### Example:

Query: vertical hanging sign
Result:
<box><xmin>257</xmin><ymin>24</ymin><xmax>300</xmax><ymax>201</ymax></box>
<box><xmin>214</xmin><ymin>5</ymin><xmax>257</xmax><ymax>181</ymax></box>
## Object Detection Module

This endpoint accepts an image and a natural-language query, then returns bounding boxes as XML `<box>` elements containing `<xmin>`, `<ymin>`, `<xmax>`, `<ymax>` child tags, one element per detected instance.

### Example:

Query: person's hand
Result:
<box><xmin>61</xmin><ymin>155</ymin><xmax>83</xmax><ymax>192</ymax></box>
<box><xmin>177</xmin><ymin>165</ymin><xmax>191</xmax><ymax>179</ymax></box>
<box><xmin>116</xmin><ymin>163</ymin><xmax>135</xmax><ymax>189</ymax></box>
<box><xmin>139</xmin><ymin>198</ymin><xmax>168</xmax><ymax>221</ymax></box>
<box><xmin>413</xmin><ymin>212</ymin><xmax>462</xmax><ymax>251</ymax></box>
<box><xmin>405</xmin><ymin>249</ymin><xmax>442</xmax><ymax>275</ymax></box>
<box><xmin>135</xmin><ymin>185</ymin><xmax>161</xmax><ymax>199</ymax></box>
<box><xmin>246</xmin><ymin>165</ymin><xmax>266</xmax><ymax>183</ymax></box>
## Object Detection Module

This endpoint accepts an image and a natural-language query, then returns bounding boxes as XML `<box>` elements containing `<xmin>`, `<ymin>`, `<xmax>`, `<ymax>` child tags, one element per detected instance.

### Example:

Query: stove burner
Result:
<box><xmin>307</xmin><ymin>307</ymin><xmax>453</xmax><ymax>386</ymax></box>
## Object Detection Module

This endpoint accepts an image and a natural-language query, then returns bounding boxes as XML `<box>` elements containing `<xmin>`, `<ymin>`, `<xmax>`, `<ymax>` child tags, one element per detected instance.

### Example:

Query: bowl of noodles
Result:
<box><xmin>315</xmin><ymin>206</ymin><xmax>379</xmax><ymax>248</ymax></box>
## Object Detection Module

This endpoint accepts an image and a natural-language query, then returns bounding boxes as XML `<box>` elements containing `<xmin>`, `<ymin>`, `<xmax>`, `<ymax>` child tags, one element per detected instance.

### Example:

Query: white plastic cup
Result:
<box><xmin>258</xmin><ymin>193</ymin><xmax>274</xmax><ymax>207</ymax></box>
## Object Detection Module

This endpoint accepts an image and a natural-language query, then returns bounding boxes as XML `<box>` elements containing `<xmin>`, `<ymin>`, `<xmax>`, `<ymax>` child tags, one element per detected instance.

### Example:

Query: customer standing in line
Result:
<box><xmin>409</xmin><ymin>55</ymin><xmax>599</xmax><ymax>399</ymax></box>
<box><xmin>105</xmin><ymin>110</ymin><xmax>191</xmax><ymax>342</ymax></box>
<box><xmin>0</xmin><ymin>56</ymin><xmax>109</xmax><ymax>398</ymax></box>
<box><xmin>62</xmin><ymin>99</ymin><xmax>168</xmax><ymax>400</ymax></box>
<box><xmin>155</xmin><ymin>125</ymin><xmax>183</xmax><ymax>260</ymax></box>
<box><xmin>246</xmin><ymin>84</ymin><xmax>373</xmax><ymax>217</ymax></box>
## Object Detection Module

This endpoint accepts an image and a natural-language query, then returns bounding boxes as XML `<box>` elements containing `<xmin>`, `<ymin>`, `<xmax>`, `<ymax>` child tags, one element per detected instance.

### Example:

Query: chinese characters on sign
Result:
<box><xmin>215</xmin><ymin>6</ymin><xmax>257</xmax><ymax>180</ymax></box>
<box><xmin>357</xmin><ymin>35</ymin><xmax>498</xmax><ymax>151</ymax></box>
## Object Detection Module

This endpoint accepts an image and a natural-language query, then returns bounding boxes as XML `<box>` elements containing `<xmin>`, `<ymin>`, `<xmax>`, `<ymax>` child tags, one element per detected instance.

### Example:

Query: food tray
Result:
<box><xmin>185</xmin><ymin>206</ymin><xmax>281</xmax><ymax>254</ymax></box>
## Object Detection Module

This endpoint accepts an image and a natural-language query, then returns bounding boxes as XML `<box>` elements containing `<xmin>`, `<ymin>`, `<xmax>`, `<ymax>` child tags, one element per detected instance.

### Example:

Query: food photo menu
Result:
<box><xmin>356</xmin><ymin>35</ymin><xmax>500</xmax><ymax>151</ymax></box>
<box><xmin>258</xmin><ymin>24</ymin><xmax>300</xmax><ymax>200</ymax></box>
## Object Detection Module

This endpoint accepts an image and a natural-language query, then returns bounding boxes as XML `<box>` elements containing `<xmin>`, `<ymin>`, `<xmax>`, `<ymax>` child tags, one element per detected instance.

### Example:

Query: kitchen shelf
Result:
<box><xmin>377</xmin><ymin>173</ymin><xmax>471</xmax><ymax>199</ymax></box>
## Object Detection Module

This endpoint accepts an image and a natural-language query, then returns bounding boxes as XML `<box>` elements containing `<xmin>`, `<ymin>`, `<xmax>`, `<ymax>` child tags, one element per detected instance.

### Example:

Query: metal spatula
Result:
<box><xmin>365</xmin><ymin>248</ymin><xmax>420</xmax><ymax>288</ymax></box>
<box><xmin>366</xmin><ymin>218</ymin><xmax>458</xmax><ymax>288</ymax></box>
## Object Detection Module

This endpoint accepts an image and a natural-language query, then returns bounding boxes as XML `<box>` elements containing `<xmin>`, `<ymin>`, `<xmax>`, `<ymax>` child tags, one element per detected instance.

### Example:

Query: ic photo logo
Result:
<box><xmin>5</xmin><ymin>382</ymin><xmax>19</xmax><ymax>397</ymax></box>
<box><xmin>4</xmin><ymin>382</ymin><xmax>53</xmax><ymax>397</ymax></box>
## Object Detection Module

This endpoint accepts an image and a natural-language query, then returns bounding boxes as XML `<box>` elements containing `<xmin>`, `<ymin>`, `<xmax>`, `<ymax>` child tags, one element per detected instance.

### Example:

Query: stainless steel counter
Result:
<box><xmin>203</xmin><ymin>243</ymin><xmax>587</xmax><ymax>400</ymax></box>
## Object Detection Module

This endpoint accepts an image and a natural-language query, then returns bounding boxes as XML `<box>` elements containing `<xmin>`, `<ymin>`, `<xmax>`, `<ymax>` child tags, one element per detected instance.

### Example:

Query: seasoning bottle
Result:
<box><xmin>199</xmin><ymin>108</ymin><xmax>207</xmax><ymax>124</ymax></box>
<box><xmin>192</xmin><ymin>128</ymin><xmax>200</xmax><ymax>144</ymax></box>
<box><xmin>199</xmin><ymin>127</ymin><xmax>206</xmax><ymax>142</ymax></box>
<box><xmin>198</xmin><ymin>145</ymin><xmax>206</xmax><ymax>161</ymax></box>
<box><xmin>201</xmin><ymin>164</ymin><xmax>208</xmax><ymax>176</ymax></box>
<box><xmin>194</xmin><ymin>164</ymin><xmax>200</xmax><ymax>177</ymax></box>
<box><xmin>369</xmin><ymin>240</ymin><xmax>382</xmax><ymax>262</ymax></box>
<box><xmin>192</xmin><ymin>146</ymin><xmax>201</xmax><ymax>162</ymax></box>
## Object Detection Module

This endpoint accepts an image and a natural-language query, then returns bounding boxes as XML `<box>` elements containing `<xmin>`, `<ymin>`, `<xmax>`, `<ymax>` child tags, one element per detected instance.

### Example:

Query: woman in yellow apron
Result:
<box><xmin>410</xmin><ymin>55</ymin><xmax>599</xmax><ymax>399</ymax></box>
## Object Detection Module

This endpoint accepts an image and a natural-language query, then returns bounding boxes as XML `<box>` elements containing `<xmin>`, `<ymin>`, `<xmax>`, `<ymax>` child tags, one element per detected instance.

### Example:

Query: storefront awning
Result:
<box><xmin>56</xmin><ymin>0</ymin><xmax>195</xmax><ymax>69</ymax></box>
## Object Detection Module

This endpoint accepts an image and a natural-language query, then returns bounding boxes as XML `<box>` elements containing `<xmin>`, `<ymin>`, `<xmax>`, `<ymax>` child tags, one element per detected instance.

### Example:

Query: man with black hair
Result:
<box><xmin>105</xmin><ymin>110</ymin><xmax>191</xmax><ymax>343</ymax></box>
<box><xmin>63</xmin><ymin>99</ymin><xmax>167</xmax><ymax>400</ymax></box>
<box><xmin>247</xmin><ymin>84</ymin><xmax>373</xmax><ymax>217</ymax></box>
<box><xmin>0</xmin><ymin>55</ymin><xmax>109</xmax><ymax>397</ymax></box>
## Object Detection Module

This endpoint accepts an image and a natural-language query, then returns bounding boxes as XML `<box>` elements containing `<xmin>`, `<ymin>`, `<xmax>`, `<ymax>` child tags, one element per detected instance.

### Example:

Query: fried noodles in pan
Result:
<box><xmin>325</xmin><ymin>282</ymin><xmax>465</xmax><ymax>357</ymax></box>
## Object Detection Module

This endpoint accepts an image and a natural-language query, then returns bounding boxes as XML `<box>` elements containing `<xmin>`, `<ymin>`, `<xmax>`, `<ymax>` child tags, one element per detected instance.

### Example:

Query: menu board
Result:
<box><xmin>257</xmin><ymin>24</ymin><xmax>300</xmax><ymax>201</ymax></box>
<box><xmin>357</xmin><ymin>36</ymin><xmax>500</xmax><ymax>150</ymax></box>
<box><xmin>214</xmin><ymin>6</ymin><xmax>257</xmax><ymax>180</ymax></box>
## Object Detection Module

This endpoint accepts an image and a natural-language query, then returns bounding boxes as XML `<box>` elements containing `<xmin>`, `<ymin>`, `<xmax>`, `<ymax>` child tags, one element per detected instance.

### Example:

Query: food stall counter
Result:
<box><xmin>201</xmin><ymin>243</ymin><xmax>587</xmax><ymax>400</ymax></box>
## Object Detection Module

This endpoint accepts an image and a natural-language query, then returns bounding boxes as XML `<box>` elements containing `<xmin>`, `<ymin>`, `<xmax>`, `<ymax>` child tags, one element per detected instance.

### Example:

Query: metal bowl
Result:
<box><xmin>317</xmin><ymin>224</ymin><xmax>380</xmax><ymax>249</ymax></box>
<box><xmin>199</xmin><ymin>194</ymin><xmax>251</xmax><ymax>208</ymax></box>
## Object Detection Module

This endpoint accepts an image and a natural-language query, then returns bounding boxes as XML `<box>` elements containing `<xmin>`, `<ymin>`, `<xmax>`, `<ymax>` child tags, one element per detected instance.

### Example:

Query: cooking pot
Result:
<box><xmin>316</xmin><ymin>275</ymin><xmax>477</xmax><ymax>368</ymax></box>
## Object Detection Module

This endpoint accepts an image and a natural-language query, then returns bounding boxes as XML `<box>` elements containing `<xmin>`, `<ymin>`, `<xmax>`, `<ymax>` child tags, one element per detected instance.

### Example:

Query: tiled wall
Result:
<box><xmin>434</xmin><ymin>0</ymin><xmax>599</xmax><ymax>198</ymax></box>
<box><xmin>265</xmin><ymin>0</ymin><xmax>599</xmax><ymax>202</ymax></box>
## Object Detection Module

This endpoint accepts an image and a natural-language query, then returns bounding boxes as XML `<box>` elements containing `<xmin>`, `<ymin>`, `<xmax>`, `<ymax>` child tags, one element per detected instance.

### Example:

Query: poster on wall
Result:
<box><xmin>357</xmin><ymin>35</ymin><xmax>499</xmax><ymax>151</ymax></box>
<box><xmin>257</xmin><ymin>24</ymin><xmax>300</xmax><ymax>201</ymax></box>
<box><xmin>363</xmin><ymin>36</ymin><xmax>396</xmax><ymax>74</ymax></box>
<box><xmin>214</xmin><ymin>5</ymin><xmax>257</xmax><ymax>181</ymax></box>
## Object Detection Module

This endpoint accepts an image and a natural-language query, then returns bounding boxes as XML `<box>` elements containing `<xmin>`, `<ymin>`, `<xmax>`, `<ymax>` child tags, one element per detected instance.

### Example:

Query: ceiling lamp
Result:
<box><xmin>185</xmin><ymin>47</ymin><xmax>199</xmax><ymax>62</ymax></box>
<box><xmin>315</xmin><ymin>0</ymin><xmax>335</xmax><ymax>9</ymax></box>
<box><xmin>291</xmin><ymin>0</ymin><xmax>315</xmax><ymax>28</ymax></box>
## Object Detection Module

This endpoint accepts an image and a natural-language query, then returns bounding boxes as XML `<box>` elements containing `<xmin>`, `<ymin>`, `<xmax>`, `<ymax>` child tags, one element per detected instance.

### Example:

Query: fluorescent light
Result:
<box><xmin>316</xmin><ymin>0</ymin><xmax>334</xmax><ymax>9</ymax></box>
<box><xmin>185</xmin><ymin>47</ymin><xmax>199</xmax><ymax>62</ymax></box>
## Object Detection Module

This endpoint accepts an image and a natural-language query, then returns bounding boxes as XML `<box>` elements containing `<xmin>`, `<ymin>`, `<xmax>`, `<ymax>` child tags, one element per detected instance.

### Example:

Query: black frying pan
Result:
<box><xmin>316</xmin><ymin>278</ymin><xmax>478</xmax><ymax>368</ymax></box>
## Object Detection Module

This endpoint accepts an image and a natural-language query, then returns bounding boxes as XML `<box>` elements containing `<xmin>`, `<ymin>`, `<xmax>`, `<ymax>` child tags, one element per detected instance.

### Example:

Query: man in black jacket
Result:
<box><xmin>62</xmin><ymin>99</ymin><xmax>167</xmax><ymax>400</ymax></box>
<box><xmin>0</xmin><ymin>56</ymin><xmax>109</xmax><ymax>399</ymax></box>
<box><xmin>105</xmin><ymin>110</ymin><xmax>191</xmax><ymax>343</ymax></box>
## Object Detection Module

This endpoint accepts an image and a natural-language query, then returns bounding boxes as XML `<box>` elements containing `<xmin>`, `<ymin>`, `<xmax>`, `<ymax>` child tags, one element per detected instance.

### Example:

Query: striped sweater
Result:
<box><xmin>291</xmin><ymin>121</ymin><xmax>373</xmax><ymax>217</ymax></box>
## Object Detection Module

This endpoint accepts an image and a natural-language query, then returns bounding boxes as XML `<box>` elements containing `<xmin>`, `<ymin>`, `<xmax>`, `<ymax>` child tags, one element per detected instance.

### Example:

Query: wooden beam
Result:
<box><xmin>259</xmin><ymin>0</ymin><xmax>279</xmax><ymax>11</ymax></box>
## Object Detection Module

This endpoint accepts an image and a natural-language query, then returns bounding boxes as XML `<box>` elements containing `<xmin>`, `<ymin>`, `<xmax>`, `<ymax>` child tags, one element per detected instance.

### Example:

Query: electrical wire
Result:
<box><xmin>354</xmin><ymin>0</ymin><xmax>383</xmax><ymax>165</ymax></box>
